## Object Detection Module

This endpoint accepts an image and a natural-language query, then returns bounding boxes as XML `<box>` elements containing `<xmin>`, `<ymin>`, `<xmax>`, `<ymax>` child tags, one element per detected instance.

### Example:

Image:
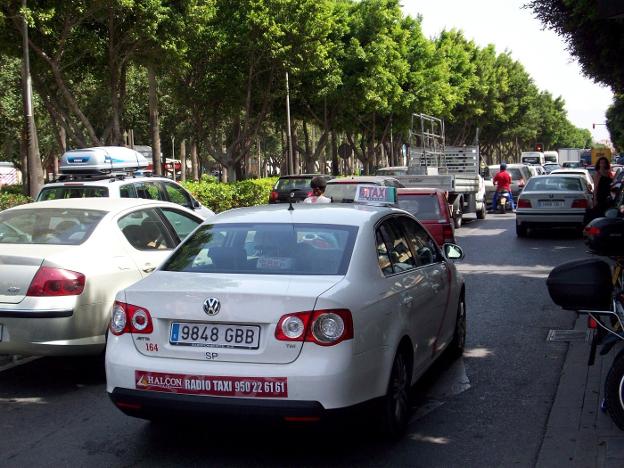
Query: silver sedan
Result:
<box><xmin>0</xmin><ymin>198</ymin><xmax>203</xmax><ymax>356</ymax></box>
<box><xmin>515</xmin><ymin>175</ymin><xmax>592</xmax><ymax>237</ymax></box>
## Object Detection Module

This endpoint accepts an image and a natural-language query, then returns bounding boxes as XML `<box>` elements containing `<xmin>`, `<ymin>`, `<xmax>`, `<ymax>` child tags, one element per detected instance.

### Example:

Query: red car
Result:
<box><xmin>397</xmin><ymin>188</ymin><xmax>456</xmax><ymax>246</ymax></box>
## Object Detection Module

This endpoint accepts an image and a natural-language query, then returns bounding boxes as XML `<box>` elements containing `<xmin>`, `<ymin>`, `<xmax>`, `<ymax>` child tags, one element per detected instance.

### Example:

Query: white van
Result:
<box><xmin>543</xmin><ymin>151</ymin><xmax>559</xmax><ymax>164</ymax></box>
<box><xmin>520</xmin><ymin>151</ymin><xmax>545</xmax><ymax>165</ymax></box>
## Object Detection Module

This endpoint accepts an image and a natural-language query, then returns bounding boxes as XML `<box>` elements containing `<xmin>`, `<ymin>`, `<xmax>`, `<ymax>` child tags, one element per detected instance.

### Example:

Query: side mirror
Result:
<box><xmin>443</xmin><ymin>243</ymin><xmax>464</xmax><ymax>261</ymax></box>
<box><xmin>193</xmin><ymin>199</ymin><xmax>200</xmax><ymax>208</ymax></box>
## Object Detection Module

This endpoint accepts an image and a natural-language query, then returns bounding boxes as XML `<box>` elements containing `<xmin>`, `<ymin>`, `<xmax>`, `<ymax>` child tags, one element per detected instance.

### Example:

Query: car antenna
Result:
<box><xmin>288</xmin><ymin>192</ymin><xmax>295</xmax><ymax>211</ymax></box>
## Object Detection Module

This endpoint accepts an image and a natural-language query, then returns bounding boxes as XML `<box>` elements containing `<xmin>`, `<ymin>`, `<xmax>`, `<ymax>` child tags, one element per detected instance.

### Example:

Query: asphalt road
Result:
<box><xmin>0</xmin><ymin>213</ymin><xmax>589</xmax><ymax>467</ymax></box>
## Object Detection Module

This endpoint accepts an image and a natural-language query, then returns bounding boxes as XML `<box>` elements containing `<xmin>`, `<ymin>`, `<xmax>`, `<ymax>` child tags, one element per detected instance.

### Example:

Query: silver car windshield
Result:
<box><xmin>163</xmin><ymin>223</ymin><xmax>358</xmax><ymax>275</ymax></box>
<box><xmin>0</xmin><ymin>208</ymin><xmax>106</xmax><ymax>245</ymax></box>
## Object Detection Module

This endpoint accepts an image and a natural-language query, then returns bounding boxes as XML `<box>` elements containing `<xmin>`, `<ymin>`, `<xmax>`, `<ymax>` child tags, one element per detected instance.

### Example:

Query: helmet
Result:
<box><xmin>500</xmin><ymin>163</ymin><xmax>507</xmax><ymax>170</ymax></box>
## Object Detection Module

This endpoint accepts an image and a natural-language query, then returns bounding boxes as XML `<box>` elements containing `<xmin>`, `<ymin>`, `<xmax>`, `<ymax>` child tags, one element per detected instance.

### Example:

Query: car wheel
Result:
<box><xmin>448</xmin><ymin>296</ymin><xmax>466</xmax><ymax>359</ymax></box>
<box><xmin>516</xmin><ymin>222</ymin><xmax>527</xmax><ymax>237</ymax></box>
<box><xmin>378</xmin><ymin>349</ymin><xmax>411</xmax><ymax>439</ymax></box>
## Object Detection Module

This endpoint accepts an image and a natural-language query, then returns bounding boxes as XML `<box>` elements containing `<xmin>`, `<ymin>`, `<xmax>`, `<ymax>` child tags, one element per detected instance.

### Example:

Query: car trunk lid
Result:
<box><xmin>126</xmin><ymin>272</ymin><xmax>344</xmax><ymax>364</ymax></box>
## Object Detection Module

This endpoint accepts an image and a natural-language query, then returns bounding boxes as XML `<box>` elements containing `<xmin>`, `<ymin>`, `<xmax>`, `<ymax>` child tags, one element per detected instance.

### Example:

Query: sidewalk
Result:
<box><xmin>537</xmin><ymin>317</ymin><xmax>624</xmax><ymax>467</ymax></box>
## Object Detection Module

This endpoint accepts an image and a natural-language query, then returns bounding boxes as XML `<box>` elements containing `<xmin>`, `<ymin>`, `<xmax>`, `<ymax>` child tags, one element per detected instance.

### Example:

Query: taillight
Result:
<box><xmin>517</xmin><ymin>198</ymin><xmax>531</xmax><ymax>208</ymax></box>
<box><xmin>585</xmin><ymin>226</ymin><xmax>601</xmax><ymax>237</ymax></box>
<box><xmin>109</xmin><ymin>301</ymin><xmax>153</xmax><ymax>336</ymax></box>
<box><xmin>307</xmin><ymin>191</ymin><xmax>313</xmax><ymax>197</ymax></box>
<box><xmin>275</xmin><ymin>309</ymin><xmax>353</xmax><ymax>346</ymax></box>
<box><xmin>26</xmin><ymin>267</ymin><xmax>85</xmax><ymax>296</ymax></box>
<box><xmin>270</xmin><ymin>190</ymin><xmax>279</xmax><ymax>202</ymax></box>
<box><xmin>587</xmin><ymin>316</ymin><xmax>598</xmax><ymax>329</ymax></box>
<box><xmin>442</xmin><ymin>224</ymin><xmax>455</xmax><ymax>244</ymax></box>
<box><xmin>518</xmin><ymin>178</ymin><xmax>526</xmax><ymax>187</ymax></box>
<box><xmin>572</xmin><ymin>199</ymin><xmax>588</xmax><ymax>208</ymax></box>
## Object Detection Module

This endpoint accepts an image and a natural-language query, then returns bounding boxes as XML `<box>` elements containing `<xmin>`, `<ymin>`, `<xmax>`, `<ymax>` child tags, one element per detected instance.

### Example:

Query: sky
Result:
<box><xmin>402</xmin><ymin>0</ymin><xmax>614</xmax><ymax>145</ymax></box>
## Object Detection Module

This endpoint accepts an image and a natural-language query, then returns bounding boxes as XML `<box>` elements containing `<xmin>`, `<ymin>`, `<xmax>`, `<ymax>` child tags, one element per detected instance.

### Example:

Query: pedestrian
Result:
<box><xmin>303</xmin><ymin>176</ymin><xmax>331</xmax><ymax>204</ymax></box>
<box><xmin>592</xmin><ymin>157</ymin><xmax>614</xmax><ymax>218</ymax></box>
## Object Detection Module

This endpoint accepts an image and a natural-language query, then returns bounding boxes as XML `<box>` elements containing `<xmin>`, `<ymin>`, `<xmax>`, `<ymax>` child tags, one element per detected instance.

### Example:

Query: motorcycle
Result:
<box><xmin>547</xmin><ymin>213</ymin><xmax>624</xmax><ymax>429</ymax></box>
<box><xmin>497</xmin><ymin>190</ymin><xmax>512</xmax><ymax>214</ymax></box>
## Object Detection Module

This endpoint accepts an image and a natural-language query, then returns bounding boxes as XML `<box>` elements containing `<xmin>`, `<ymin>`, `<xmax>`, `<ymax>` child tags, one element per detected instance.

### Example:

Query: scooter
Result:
<box><xmin>547</xmin><ymin>214</ymin><xmax>624</xmax><ymax>430</ymax></box>
<box><xmin>497</xmin><ymin>190</ymin><xmax>512</xmax><ymax>214</ymax></box>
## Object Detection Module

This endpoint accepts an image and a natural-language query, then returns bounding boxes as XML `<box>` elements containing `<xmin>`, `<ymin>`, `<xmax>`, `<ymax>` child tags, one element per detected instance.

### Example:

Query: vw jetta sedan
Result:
<box><xmin>106</xmin><ymin>203</ymin><xmax>466</xmax><ymax>437</ymax></box>
<box><xmin>0</xmin><ymin>198</ymin><xmax>203</xmax><ymax>356</ymax></box>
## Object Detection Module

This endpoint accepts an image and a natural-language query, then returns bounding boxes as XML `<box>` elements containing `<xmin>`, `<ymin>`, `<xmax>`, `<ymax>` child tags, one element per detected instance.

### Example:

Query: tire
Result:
<box><xmin>516</xmin><ymin>223</ymin><xmax>527</xmax><ymax>237</ymax></box>
<box><xmin>378</xmin><ymin>350</ymin><xmax>411</xmax><ymax>439</ymax></box>
<box><xmin>476</xmin><ymin>203</ymin><xmax>486</xmax><ymax>220</ymax></box>
<box><xmin>604</xmin><ymin>353</ymin><xmax>624</xmax><ymax>430</ymax></box>
<box><xmin>448</xmin><ymin>296</ymin><xmax>466</xmax><ymax>359</ymax></box>
<box><xmin>453</xmin><ymin>198</ymin><xmax>463</xmax><ymax>229</ymax></box>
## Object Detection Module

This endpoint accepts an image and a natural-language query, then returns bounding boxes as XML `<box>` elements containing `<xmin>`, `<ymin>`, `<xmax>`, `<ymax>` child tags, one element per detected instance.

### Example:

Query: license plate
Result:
<box><xmin>170</xmin><ymin>322</ymin><xmax>260</xmax><ymax>349</ymax></box>
<box><xmin>539</xmin><ymin>200</ymin><xmax>564</xmax><ymax>208</ymax></box>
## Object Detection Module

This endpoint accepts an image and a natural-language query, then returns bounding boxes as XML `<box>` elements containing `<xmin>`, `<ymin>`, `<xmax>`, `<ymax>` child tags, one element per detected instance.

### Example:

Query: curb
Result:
<box><xmin>537</xmin><ymin>316</ymin><xmax>624</xmax><ymax>467</ymax></box>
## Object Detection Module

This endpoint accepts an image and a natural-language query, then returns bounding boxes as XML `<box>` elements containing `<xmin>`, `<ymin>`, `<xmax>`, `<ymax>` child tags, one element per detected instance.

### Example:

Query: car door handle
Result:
<box><xmin>142</xmin><ymin>263</ymin><xmax>156</xmax><ymax>273</ymax></box>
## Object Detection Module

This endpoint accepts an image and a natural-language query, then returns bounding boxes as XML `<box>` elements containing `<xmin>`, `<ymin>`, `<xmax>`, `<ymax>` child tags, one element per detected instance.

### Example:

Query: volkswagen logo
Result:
<box><xmin>203</xmin><ymin>298</ymin><xmax>221</xmax><ymax>316</ymax></box>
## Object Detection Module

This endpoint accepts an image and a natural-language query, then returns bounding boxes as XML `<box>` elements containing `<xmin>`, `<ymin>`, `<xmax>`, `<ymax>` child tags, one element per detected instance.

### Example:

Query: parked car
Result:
<box><xmin>106</xmin><ymin>202</ymin><xmax>466</xmax><ymax>438</ymax></box>
<box><xmin>268</xmin><ymin>174</ymin><xmax>334</xmax><ymax>204</ymax></box>
<box><xmin>515</xmin><ymin>175</ymin><xmax>592</xmax><ymax>237</ymax></box>
<box><xmin>375</xmin><ymin>166</ymin><xmax>408</xmax><ymax>176</ymax></box>
<box><xmin>561</xmin><ymin>161</ymin><xmax>582</xmax><ymax>169</ymax></box>
<box><xmin>550</xmin><ymin>168</ymin><xmax>595</xmax><ymax>192</ymax></box>
<box><xmin>0</xmin><ymin>198</ymin><xmax>204</xmax><ymax>356</ymax></box>
<box><xmin>397</xmin><ymin>188</ymin><xmax>456</xmax><ymax>245</ymax></box>
<box><xmin>484</xmin><ymin>164</ymin><xmax>532</xmax><ymax>207</ymax></box>
<box><xmin>324</xmin><ymin>176</ymin><xmax>404</xmax><ymax>202</ymax></box>
<box><xmin>37</xmin><ymin>175</ymin><xmax>214</xmax><ymax>218</ymax></box>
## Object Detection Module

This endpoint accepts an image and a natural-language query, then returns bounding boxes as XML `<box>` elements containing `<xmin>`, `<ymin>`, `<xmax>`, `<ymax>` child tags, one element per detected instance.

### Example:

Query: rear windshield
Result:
<box><xmin>525</xmin><ymin>177</ymin><xmax>583</xmax><ymax>192</ymax></box>
<box><xmin>274</xmin><ymin>178</ymin><xmax>313</xmax><ymax>192</ymax></box>
<box><xmin>0</xmin><ymin>208</ymin><xmax>106</xmax><ymax>245</ymax></box>
<box><xmin>324</xmin><ymin>183</ymin><xmax>369</xmax><ymax>203</ymax></box>
<box><xmin>489</xmin><ymin>168</ymin><xmax>523</xmax><ymax>180</ymax></box>
<box><xmin>163</xmin><ymin>223</ymin><xmax>358</xmax><ymax>275</ymax></box>
<box><xmin>37</xmin><ymin>186</ymin><xmax>109</xmax><ymax>201</ymax></box>
<box><xmin>398</xmin><ymin>195</ymin><xmax>442</xmax><ymax>220</ymax></box>
<box><xmin>376</xmin><ymin>168</ymin><xmax>407</xmax><ymax>176</ymax></box>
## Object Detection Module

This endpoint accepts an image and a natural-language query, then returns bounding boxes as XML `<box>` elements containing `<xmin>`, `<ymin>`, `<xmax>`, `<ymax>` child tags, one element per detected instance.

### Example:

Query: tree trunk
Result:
<box><xmin>331</xmin><ymin>131</ymin><xmax>339</xmax><ymax>176</ymax></box>
<box><xmin>147</xmin><ymin>66</ymin><xmax>162</xmax><ymax>176</ymax></box>
<box><xmin>108</xmin><ymin>9</ymin><xmax>122</xmax><ymax>145</ymax></box>
<box><xmin>179</xmin><ymin>139</ymin><xmax>186</xmax><ymax>181</ymax></box>
<box><xmin>191</xmin><ymin>139</ymin><xmax>199</xmax><ymax>180</ymax></box>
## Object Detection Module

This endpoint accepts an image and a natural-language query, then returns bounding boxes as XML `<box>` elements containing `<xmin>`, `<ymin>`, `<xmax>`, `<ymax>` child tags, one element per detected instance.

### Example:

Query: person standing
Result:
<box><xmin>592</xmin><ymin>157</ymin><xmax>614</xmax><ymax>217</ymax></box>
<box><xmin>303</xmin><ymin>176</ymin><xmax>331</xmax><ymax>204</ymax></box>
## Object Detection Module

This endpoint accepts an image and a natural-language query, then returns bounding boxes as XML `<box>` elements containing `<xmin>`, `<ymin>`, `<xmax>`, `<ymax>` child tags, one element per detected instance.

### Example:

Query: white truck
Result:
<box><xmin>392</xmin><ymin>114</ymin><xmax>486</xmax><ymax>228</ymax></box>
<box><xmin>558</xmin><ymin>148</ymin><xmax>584</xmax><ymax>165</ymax></box>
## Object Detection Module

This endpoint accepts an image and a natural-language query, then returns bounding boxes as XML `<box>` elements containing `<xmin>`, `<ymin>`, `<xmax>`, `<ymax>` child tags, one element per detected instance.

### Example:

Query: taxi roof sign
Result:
<box><xmin>353</xmin><ymin>184</ymin><xmax>397</xmax><ymax>205</ymax></box>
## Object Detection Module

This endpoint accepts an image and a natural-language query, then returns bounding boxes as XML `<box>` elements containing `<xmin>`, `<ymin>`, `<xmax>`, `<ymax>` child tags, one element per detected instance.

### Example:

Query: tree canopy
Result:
<box><xmin>0</xmin><ymin>0</ymin><xmax>593</xmax><ymax>181</ymax></box>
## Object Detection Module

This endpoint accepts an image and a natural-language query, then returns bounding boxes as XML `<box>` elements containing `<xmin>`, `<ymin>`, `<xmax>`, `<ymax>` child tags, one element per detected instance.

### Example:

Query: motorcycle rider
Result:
<box><xmin>491</xmin><ymin>163</ymin><xmax>515</xmax><ymax>212</ymax></box>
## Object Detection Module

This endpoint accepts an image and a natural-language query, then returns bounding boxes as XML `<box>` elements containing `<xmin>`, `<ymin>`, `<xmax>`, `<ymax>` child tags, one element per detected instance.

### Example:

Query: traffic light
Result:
<box><xmin>535</xmin><ymin>143</ymin><xmax>544</xmax><ymax>152</ymax></box>
<box><xmin>593</xmin><ymin>123</ymin><xmax>595</xmax><ymax>129</ymax></box>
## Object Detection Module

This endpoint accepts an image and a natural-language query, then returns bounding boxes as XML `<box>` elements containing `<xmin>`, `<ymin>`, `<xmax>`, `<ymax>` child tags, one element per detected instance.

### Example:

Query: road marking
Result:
<box><xmin>410</xmin><ymin>358</ymin><xmax>471</xmax><ymax>423</ymax></box>
<box><xmin>0</xmin><ymin>356</ymin><xmax>39</xmax><ymax>373</ymax></box>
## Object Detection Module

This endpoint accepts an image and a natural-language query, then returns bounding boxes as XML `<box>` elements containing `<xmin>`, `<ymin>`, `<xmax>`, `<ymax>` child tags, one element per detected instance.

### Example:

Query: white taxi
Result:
<box><xmin>105</xmin><ymin>191</ymin><xmax>466</xmax><ymax>437</ymax></box>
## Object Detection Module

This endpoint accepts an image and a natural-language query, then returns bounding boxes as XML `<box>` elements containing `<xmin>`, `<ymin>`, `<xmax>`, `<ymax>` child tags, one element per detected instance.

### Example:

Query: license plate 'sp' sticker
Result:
<box><xmin>135</xmin><ymin>371</ymin><xmax>288</xmax><ymax>398</ymax></box>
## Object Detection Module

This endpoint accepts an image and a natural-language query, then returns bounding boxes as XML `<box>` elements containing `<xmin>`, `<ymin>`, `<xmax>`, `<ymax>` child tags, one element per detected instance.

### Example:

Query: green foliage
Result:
<box><xmin>607</xmin><ymin>96</ymin><xmax>624</xmax><ymax>152</ymax></box>
<box><xmin>0</xmin><ymin>190</ymin><xmax>30</xmax><ymax>210</ymax></box>
<box><xmin>182</xmin><ymin>177</ymin><xmax>278</xmax><ymax>213</ymax></box>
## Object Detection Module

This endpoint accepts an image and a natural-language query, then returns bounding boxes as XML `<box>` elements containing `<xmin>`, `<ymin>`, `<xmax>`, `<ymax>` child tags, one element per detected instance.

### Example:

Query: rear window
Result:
<box><xmin>324</xmin><ymin>183</ymin><xmax>371</xmax><ymax>203</ymax></box>
<box><xmin>525</xmin><ymin>177</ymin><xmax>583</xmax><ymax>192</ymax></box>
<box><xmin>489</xmin><ymin>168</ymin><xmax>524</xmax><ymax>180</ymax></box>
<box><xmin>162</xmin><ymin>223</ymin><xmax>358</xmax><ymax>275</ymax></box>
<box><xmin>398</xmin><ymin>195</ymin><xmax>442</xmax><ymax>220</ymax></box>
<box><xmin>37</xmin><ymin>186</ymin><xmax>109</xmax><ymax>201</ymax></box>
<box><xmin>0</xmin><ymin>208</ymin><xmax>105</xmax><ymax>245</ymax></box>
<box><xmin>274</xmin><ymin>178</ymin><xmax>313</xmax><ymax>192</ymax></box>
